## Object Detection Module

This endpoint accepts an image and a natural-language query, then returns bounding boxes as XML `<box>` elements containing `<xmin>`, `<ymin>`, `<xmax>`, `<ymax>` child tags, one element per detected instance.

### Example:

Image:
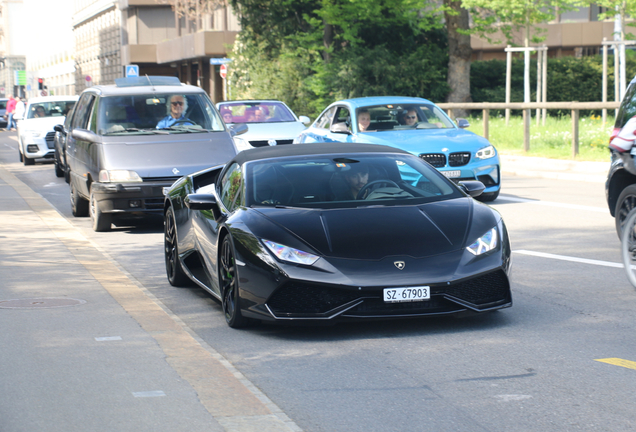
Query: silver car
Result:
<box><xmin>66</xmin><ymin>76</ymin><xmax>245</xmax><ymax>232</ymax></box>
<box><xmin>216</xmin><ymin>100</ymin><xmax>310</xmax><ymax>151</ymax></box>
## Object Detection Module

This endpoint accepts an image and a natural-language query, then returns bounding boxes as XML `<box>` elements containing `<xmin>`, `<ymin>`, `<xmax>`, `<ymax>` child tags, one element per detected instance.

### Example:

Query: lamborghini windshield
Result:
<box><xmin>245</xmin><ymin>153</ymin><xmax>462</xmax><ymax>209</ymax></box>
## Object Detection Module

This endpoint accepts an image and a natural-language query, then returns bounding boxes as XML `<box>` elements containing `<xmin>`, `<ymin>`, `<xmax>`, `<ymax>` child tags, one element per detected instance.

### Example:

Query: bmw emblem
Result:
<box><xmin>268</xmin><ymin>139</ymin><xmax>278</xmax><ymax>146</ymax></box>
<box><xmin>394</xmin><ymin>261</ymin><xmax>405</xmax><ymax>270</ymax></box>
<box><xmin>172</xmin><ymin>168</ymin><xmax>180</xmax><ymax>175</ymax></box>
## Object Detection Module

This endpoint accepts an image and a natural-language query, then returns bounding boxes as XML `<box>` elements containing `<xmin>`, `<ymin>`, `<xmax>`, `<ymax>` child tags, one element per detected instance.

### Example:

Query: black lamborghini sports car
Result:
<box><xmin>163</xmin><ymin>143</ymin><xmax>512</xmax><ymax>328</ymax></box>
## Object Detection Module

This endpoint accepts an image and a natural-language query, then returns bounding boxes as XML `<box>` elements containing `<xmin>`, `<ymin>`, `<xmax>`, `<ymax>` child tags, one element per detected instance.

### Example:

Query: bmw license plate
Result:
<box><xmin>383</xmin><ymin>286</ymin><xmax>430</xmax><ymax>303</ymax></box>
<box><xmin>442</xmin><ymin>170</ymin><xmax>461</xmax><ymax>178</ymax></box>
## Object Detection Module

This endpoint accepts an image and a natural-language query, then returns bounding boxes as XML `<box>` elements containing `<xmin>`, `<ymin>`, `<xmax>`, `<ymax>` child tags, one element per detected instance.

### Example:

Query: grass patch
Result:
<box><xmin>466</xmin><ymin>114</ymin><xmax>614</xmax><ymax>161</ymax></box>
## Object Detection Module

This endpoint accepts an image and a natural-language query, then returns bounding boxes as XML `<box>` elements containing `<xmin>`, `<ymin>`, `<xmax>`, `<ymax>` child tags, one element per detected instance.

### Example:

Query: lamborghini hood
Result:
<box><xmin>253</xmin><ymin>198</ymin><xmax>498</xmax><ymax>260</ymax></box>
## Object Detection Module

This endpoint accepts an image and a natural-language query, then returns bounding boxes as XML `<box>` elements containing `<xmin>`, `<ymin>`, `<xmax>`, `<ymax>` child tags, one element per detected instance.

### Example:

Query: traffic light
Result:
<box><xmin>38</xmin><ymin>78</ymin><xmax>43</xmax><ymax>90</ymax></box>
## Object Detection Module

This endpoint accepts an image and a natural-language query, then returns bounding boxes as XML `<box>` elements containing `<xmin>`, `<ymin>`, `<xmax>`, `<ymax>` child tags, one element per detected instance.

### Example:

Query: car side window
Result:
<box><xmin>219</xmin><ymin>163</ymin><xmax>243</xmax><ymax>212</ymax></box>
<box><xmin>616</xmin><ymin>83</ymin><xmax>636</xmax><ymax>129</ymax></box>
<box><xmin>314</xmin><ymin>106</ymin><xmax>337</xmax><ymax>130</ymax></box>
<box><xmin>71</xmin><ymin>94</ymin><xmax>95</xmax><ymax>130</ymax></box>
<box><xmin>333</xmin><ymin>106</ymin><xmax>351</xmax><ymax>130</ymax></box>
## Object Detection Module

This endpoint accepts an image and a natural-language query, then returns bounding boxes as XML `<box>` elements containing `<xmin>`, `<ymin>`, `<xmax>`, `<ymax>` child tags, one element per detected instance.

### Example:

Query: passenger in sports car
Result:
<box><xmin>357</xmin><ymin>109</ymin><xmax>371</xmax><ymax>132</ymax></box>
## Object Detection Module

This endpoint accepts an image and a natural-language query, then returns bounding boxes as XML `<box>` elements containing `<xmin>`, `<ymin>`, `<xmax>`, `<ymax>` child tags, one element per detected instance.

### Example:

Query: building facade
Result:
<box><xmin>74</xmin><ymin>0</ymin><xmax>239</xmax><ymax>102</ymax></box>
<box><xmin>471</xmin><ymin>5</ymin><xmax>627</xmax><ymax>60</ymax></box>
<box><xmin>0</xmin><ymin>0</ymin><xmax>27</xmax><ymax>98</ymax></box>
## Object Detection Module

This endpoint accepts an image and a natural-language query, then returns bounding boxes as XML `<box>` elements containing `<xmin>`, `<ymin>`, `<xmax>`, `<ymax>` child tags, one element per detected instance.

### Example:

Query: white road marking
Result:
<box><xmin>132</xmin><ymin>391</ymin><xmax>166</xmax><ymax>398</ymax></box>
<box><xmin>514</xmin><ymin>250</ymin><xmax>624</xmax><ymax>269</ymax></box>
<box><xmin>497</xmin><ymin>195</ymin><xmax>608</xmax><ymax>214</ymax></box>
<box><xmin>495</xmin><ymin>394</ymin><xmax>532</xmax><ymax>402</ymax></box>
<box><xmin>94</xmin><ymin>336</ymin><xmax>122</xmax><ymax>341</ymax></box>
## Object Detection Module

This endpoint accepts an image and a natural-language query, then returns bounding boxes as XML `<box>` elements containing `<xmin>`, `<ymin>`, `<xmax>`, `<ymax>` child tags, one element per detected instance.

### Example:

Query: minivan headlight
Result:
<box><xmin>99</xmin><ymin>170</ymin><xmax>142</xmax><ymax>183</ymax></box>
<box><xmin>475</xmin><ymin>145</ymin><xmax>496</xmax><ymax>160</ymax></box>
<box><xmin>466</xmin><ymin>228</ymin><xmax>498</xmax><ymax>255</ymax></box>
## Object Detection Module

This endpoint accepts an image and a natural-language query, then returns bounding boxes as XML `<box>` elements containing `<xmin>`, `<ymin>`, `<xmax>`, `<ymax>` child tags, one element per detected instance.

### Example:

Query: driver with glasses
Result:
<box><xmin>157</xmin><ymin>95</ymin><xmax>194</xmax><ymax>128</ymax></box>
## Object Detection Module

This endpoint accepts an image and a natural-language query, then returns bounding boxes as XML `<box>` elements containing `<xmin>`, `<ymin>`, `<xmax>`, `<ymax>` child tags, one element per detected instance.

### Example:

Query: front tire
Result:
<box><xmin>54</xmin><ymin>150</ymin><xmax>64</xmax><ymax>177</ymax></box>
<box><xmin>90</xmin><ymin>189</ymin><xmax>112</xmax><ymax>232</ymax></box>
<box><xmin>622</xmin><ymin>208</ymin><xmax>636</xmax><ymax>288</ymax></box>
<box><xmin>615</xmin><ymin>184</ymin><xmax>636</xmax><ymax>238</ymax></box>
<box><xmin>220</xmin><ymin>236</ymin><xmax>248</xmax><ymax>328</ymax></box>
<box><xmin>70</xmin><ymin>177</ymin><xmax>89</xmax><ymax>217</ymax></box>
<box><xmin>164</xmin><ymin>206</ymin><xmax>190</xmax><ymax>286</ymax></box>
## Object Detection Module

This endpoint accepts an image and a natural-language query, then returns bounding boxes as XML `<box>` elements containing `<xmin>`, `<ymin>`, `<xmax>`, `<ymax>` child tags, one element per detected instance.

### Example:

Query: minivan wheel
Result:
<box><xmin>54</xmin><ymin>151</ymin><xmax>64</xmax><ymax>178</ymax></box>
<box><xmin>616</xmin><ymin>184</ymin><xmax>636</xmax><ymax>238</ymax></box>
<box><xmin>70</xmin><ymin>178</ymin><xmax>89</xmax><ymax>217</ymax></box>
<box><xmin>90</xmin><ymin>190</ymin><xmax>112</xmax><ymax>232</ymax></box>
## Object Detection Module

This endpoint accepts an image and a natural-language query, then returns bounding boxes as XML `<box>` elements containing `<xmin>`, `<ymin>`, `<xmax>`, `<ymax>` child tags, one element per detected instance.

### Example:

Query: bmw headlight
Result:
<box><xmin>262</xmin><ymin>239</ymin><xmax>319</xmax><ymax>265</ymax></box>
<box><xmin>475</xmin><ymin>145</ymin><xmax>496</xmax><ymax>160</ymax></box>
<box><xmin>99</xmin><ymin>169</ymin><xmax>142</xmax><ymax>183</ymax></box>
<box><xmin>233</xmin><ymin>137</ymin><xmax>253</xmax><ymax>152</ymax></box>
<box><xmin>466</xmin><ymin>228</ymin><xmax>498</xmax><ymax>255</ymax></box>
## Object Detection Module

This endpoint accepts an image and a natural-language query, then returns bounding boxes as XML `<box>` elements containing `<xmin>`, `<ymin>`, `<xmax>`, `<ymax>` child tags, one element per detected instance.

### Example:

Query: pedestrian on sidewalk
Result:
<box><xmin>14</xmin><ymin>97</ymin><xmax>25</xmax><ymax>126</ymax></box>
<box><xmin>5</xmin><ymin>96</ymin><xmax>16</xmax><ymax>131</ymax></box>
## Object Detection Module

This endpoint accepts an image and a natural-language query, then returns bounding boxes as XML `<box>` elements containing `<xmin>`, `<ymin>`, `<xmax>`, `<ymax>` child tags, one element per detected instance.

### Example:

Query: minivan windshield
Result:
<box><xmin>98</xmin><ymin>93</ymin><xmax>224</xmax><ymax>135</ymax></box>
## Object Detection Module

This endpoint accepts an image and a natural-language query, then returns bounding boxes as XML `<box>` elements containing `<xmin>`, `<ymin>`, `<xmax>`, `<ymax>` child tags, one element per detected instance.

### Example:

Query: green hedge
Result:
<box><xmin>471</xmin><ymin>53</ymin><xmax>636</xmax><ymax>116</ymax></box>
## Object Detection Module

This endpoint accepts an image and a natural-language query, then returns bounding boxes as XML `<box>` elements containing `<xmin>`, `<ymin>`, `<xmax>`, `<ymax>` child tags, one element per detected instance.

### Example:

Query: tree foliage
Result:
<box><xmin>227</xmin><ymin>0</ymin><xmax>449</xmax><ymax>118</ymax></box>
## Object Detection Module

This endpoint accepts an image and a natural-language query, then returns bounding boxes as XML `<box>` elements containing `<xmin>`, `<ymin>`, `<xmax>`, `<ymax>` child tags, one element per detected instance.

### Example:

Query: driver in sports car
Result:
<box><xmin>156</xmin><ymin>94</ymin><xmax>194</xmax><ymax>128</ymax></box>
<box><xmin>343</xmin><ymin>164</ymin><xmax>370</xmax><ymax>199</ymax></box>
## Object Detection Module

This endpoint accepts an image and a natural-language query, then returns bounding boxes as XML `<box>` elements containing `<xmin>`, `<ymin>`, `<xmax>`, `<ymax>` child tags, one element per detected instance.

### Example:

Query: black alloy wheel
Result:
<box><xmin>615</xmin><ymin>184</ymin><xmax>636</xmax><ymax>238</ymax></box>
<box><xmin>220</xmin><ymin>236</ymin><xmax>248</xmax><ymax>328</ymax></box>
<box><xmin>164</xmin><ymin>206</ymin><xmax>190</xmax><ymax>286</ymax></box>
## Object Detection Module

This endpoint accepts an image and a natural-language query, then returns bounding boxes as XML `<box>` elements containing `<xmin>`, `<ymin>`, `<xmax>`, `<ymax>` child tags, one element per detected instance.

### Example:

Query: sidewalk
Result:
<box><xmin>0</xmin><ymin>165</ymin><xmax>300</xmax><ymax>432</ymax></box>
<box><xmin>500</xmin><ymin>154</ymin><xmax>609</xmax><ymax>183</ymax></box>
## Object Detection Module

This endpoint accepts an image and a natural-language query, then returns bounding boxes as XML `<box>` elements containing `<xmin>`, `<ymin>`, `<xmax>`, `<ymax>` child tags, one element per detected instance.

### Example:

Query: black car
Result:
<box><xmin>164</xmin><ymin>143</ymin><xmax>512</xmax><ymax>328</ymax></box>
<box><xmin>53</xmin><ymin>104</ymin><xmax>75</xmax><ymax>181</ymax></box>
<box><xmin>607</xmin><ymin>75</ymin><xmax>636</xmax><ymax>237</ymax></box>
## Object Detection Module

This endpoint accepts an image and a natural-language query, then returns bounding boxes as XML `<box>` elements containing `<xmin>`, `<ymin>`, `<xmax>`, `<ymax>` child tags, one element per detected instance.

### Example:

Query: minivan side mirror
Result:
<box><xmin>72</xmin><ymin>129</ymin><xmax>100</xmax><ymax>143</ymax></box>
<box><xmin>53</xmin><ymin>124</ymin><xmax>64</xmax><ymax>133</ymax></box>
<box><xmin>299</xmin><ymin>115</ymin><xmax>311</xmax><ymax>125</ymax></box>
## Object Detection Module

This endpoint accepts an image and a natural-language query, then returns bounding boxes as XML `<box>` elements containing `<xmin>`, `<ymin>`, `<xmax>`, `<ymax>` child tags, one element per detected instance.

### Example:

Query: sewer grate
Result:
<box><xmin>0</xmin><ymin>297</ymin><xmax>87</xmax><ymax>309</ymax></box>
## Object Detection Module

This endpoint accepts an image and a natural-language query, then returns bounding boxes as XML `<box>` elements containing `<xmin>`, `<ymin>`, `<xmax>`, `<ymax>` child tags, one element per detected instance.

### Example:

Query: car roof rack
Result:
<box><xmin>114</xmin><ymin>76</ymin><xmax>182</xmax><ymax>87</ymax></box>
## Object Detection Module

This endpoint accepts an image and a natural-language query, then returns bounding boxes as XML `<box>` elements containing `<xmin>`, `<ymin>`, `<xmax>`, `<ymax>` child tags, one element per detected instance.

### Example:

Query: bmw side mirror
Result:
<box><xmin>229</xmin><ymin>123</ymin><xmax>248</xmax><ymax>136</ymax></box>
<box><xmin>71</xmin><ymin>129</ymin><xmax>99</xmax><ymax>143</ymax></box>
<box><xmin>299</xmin><ymin>115</ymin><xmax>311</xmax><ymax>125</ymax></box>
<box><xmin>456</xmin><ymin>118</ymin><xmax>470</xmax><ymax>129</ymax></box>
<box><xmin>330</xmin><ymin>123</ymin><xmax>351</xmax><ymax>134</ymax></box>
<box><xmin>458</xmin><ymin>181</ymin><xmax>485</xmax><ymax>198</ymax></box>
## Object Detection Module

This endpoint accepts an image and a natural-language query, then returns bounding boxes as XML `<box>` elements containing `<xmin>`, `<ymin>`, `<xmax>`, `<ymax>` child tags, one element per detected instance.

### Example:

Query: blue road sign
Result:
<box><xmin>125</xmin><ymin>65</ymin><xmax>139</xmax><ymax>77</ymax></box>
<box><xmin>209</xmin><ymin>58</ymin><xmax>232</xmax><ymax>65</ymax></box>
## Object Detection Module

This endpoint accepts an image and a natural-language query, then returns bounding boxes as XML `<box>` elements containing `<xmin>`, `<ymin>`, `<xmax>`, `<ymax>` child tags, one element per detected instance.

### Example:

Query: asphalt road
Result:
<box><xmin>2</xmin><ymin>131</ymin><xmax>635</xmax><ymax>432</ymax></box>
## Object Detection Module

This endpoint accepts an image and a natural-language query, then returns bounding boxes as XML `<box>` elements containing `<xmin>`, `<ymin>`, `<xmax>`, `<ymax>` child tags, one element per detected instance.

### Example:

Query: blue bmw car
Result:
<box><xmin>294</xmin><ymin>96</ymin><xmax>501</xmax><ymax>201</ymax></box>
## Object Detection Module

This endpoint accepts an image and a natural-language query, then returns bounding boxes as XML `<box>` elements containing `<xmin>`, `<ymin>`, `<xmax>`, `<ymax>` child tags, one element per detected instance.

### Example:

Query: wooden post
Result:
<box><xmin>572</xmin><ymin>109</ymin><xmax>579</xmax><ymax>159</ymax></box>
<box><xmin>506</xmin><ymin>47</ymin><xmax>512</xmax><ymax>126</ymax></box>
<box><xmin>523</xmin><ymin>109</ymin><xmax>530</xmax><ymax>152</ymax></box>
<box><xmin>483</xmin><ymin>109</ymin><xmax>489</xmax><ymax>140</ymax></box>
<box><xmin>603</xmin><ymin>38</ymin><xmax>608</xmax><ymax>127</ymax></box>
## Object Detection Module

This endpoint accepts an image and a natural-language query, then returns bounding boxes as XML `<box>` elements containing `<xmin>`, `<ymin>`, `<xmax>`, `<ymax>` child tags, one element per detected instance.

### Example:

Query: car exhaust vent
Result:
<box><xmin>443</xmin><ymin>270</ymin><xmax>510</xmax><ymax>306</ymax></box>
<box><xmin>267</xmin><ymin>282</ymin><xmax>362</xmax><ymax>315</ymax></box>
<box><xmin>449</xmin><ymin>152</ymin><xmax>471</xmax><ymax>167</ymax></box>
<box><xmin>419</xmin><ymin>153</ymin><xmax>446</xmax><ymax>168</ymax></box>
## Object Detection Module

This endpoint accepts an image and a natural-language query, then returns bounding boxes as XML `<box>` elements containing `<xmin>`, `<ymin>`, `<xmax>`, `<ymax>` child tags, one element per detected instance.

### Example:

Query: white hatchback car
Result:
<box><xmin>16</xmin><ymin>95</ymin><xmax>78</xmax><ymax>165</ymax></box>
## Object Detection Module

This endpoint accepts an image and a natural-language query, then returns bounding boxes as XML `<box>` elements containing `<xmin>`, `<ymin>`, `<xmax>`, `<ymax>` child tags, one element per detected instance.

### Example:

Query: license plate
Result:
<box><xmin>383</xmin><ymin>286</ymin><xmax>430</xmax><ymax>303</ymax></box>
<box><xmin>442</xmin><ymin>170</ymin><xmax>461</xmax><ymax>178</ymax></box>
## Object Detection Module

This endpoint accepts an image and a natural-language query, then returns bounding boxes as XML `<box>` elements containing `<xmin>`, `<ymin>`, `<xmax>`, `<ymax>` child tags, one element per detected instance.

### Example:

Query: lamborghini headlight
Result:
<box><xmin>475</xmin><ymin>145</ymin><xmax>496</xmax><ymax>160</ymax></box>
<box><xmin>99</xmin><ymin>169</ymin><xmax>142</xmax><ymax>183</ymax></box>
<box><xmin>466</xmin><ymin>227</ymin><xmax>498</xmax><ymax>255</ymax></box>
<box><xmin>262</xmin><ymin>239</ymin><xmax>319</xmax><ymax>265</ymax></box>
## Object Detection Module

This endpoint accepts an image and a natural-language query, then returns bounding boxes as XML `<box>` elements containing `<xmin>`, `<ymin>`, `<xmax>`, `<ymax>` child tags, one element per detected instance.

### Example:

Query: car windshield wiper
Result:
<box><xmin>157</xmin><ymin>126</ymin><xmax>207</xmax><ymax>133</ymax></box>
